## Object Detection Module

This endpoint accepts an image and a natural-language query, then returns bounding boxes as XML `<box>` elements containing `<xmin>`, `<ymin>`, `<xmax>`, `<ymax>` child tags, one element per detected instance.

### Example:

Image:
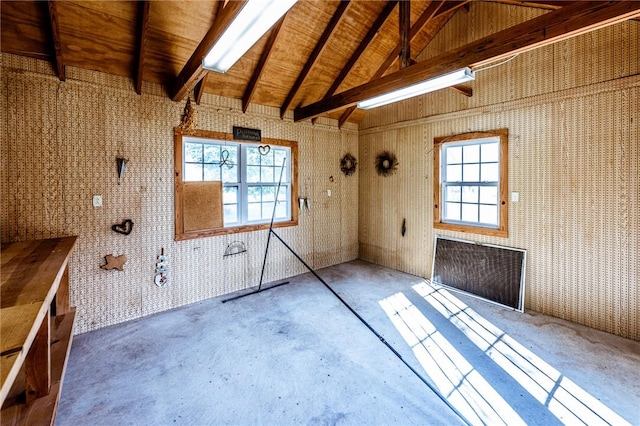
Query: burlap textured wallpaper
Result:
<box><xmin>358</xmin><ymin>4</ymin><xmax>639</xmax><ymax>340</ymax></box>
<box><xmin>1</xmin><ymin>54</ymin><xmax>358</xmax><ymax>334</ymax></box>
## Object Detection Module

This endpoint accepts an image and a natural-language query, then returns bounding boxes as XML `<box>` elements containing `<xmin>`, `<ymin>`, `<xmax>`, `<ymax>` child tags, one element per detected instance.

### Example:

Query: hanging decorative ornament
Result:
<box><xmin>375</xmin><ymin>151</ymin><xmax>399</xmax><ymax>177</ymax></box>
<box><xmin>340</xmin><ymin>153</ymin><xmax>357</xmax><ymax>176</ymax></box>
<box><xmin>178</xmin><ymin>95</ymin><xmax>197</xmax><ymax>134</ymax></box>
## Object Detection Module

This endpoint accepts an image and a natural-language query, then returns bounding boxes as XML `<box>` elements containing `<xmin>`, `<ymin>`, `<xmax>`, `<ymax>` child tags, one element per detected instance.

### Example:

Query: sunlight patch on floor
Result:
<box><xmin>413</xmin><ymin>281</ymin><xmax>630</xmax><ymax>426</ymax></box>
<box><xmin>379</xmin><ymin>292</ymin><xmax>526</xmax><ymax>426</ymax></box>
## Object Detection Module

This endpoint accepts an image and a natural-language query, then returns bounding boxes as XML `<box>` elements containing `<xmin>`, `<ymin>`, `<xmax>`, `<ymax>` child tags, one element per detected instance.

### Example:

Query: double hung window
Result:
<box><xmin>175</xmin><ymin>129</ymin><xmax>298</xmax><ymax>240</ymax></box>
<box><xmin>434</xmin><ymin>129</ymin><xmax>508</xmax><ymax>237</ymax></box>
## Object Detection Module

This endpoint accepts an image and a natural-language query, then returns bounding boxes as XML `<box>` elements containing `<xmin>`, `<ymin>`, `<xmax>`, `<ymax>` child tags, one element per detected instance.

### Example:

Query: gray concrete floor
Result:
<box><xmin>57</xmin><ymin>260</ymin><xmax>640</xmax><ymax>425</ymax></box>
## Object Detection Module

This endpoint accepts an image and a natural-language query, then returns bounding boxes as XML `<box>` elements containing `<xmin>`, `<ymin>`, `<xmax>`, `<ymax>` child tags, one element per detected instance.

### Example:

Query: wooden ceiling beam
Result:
<box><xmin>279</xmin><ymin>0</ymin><xmax>350</xmax><ymax>119</ymax></box>
<box><xmin>399</xmin><ymin>0</ymin><xmax>411</xmax><ymax>69</ymax></box>
<box><xmin>135</xmin><ymin>0</ymin><xmax>150</xmax><ymax>95</ymax></box>
<box><xmin>194</xmin><ymin>72</ymin><xmax>208</xmax><ymax>105</ymax></box>
<box><xmin>243</xmin><ymin>16</ymin><xmax>286</xmax><ymax>113</ymax></box>
<box><xmin>312</xmin><ymin>0</ymin><xmax>398</xmax><ymax>124</ymax></box>
<box><xmin>169</xmin><ymin>0</ymin><xmax>247</xmax><ymax>102</ymax></box>
<box><xmin>338</xmin><ymin>0</ymin><xmax>464</xmax><ymax>127</ymax></box>
<box><xmin>47</xmin><ymin>0</ymin><xmax>65</xmax><ymax>81</ymax></box>
<box><xmin>300</xmin><ymin>0</ymin><xmax>640</xmax><ymax>123</ymax></box>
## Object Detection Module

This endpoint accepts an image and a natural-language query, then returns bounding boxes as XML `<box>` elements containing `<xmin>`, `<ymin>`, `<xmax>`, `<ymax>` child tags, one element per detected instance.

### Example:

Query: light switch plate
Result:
<box><xmin>93</xmin><ymin>195</ymin><xmax>103</xmax><ymax>207</ymax></box>
<box><xmin>511</xmin><ymin>192</ymin><xmax>519</xmax><ymax>202</ymax></box>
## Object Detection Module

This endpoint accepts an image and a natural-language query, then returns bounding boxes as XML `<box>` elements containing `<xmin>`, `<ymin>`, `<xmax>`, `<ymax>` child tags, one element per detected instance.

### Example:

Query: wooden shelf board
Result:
<box><xmin>1</xmin><ymin>309</ymin><xmax>76</xmax><ymax>426</ymax></box>
<box><xmin>0</xmin><ymin>303</ymin><xmax>49</xmax><ymax>404</ymax></box>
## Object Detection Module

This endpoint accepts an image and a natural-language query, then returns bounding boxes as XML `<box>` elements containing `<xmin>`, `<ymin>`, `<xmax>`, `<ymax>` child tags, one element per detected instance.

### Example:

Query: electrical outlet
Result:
<box><xmin>93</xmin><ymin>195</ymin><xmax>103</xmax><ymax>208</ymax></box>
<box><xmin>327</xmin><ymin>189</ymin><xmax>331</xmax><ymax>197</ymax></box>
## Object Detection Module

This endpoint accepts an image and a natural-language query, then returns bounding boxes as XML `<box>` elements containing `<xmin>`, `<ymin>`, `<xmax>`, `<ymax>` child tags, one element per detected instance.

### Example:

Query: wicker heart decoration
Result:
<box><xmin>258</xmin><ymin>145</ymin><xmax>271</xmax><ymax>156</ymax></box>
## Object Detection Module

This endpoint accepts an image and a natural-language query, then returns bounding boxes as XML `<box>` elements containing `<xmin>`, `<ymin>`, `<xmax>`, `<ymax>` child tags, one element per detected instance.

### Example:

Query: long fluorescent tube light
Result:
<box><xmin>357</xmin><ymin>67</ymin><xmax>475</xmax><ymax>110</ymax></box>
<box><xmin>203</xmin><ymin>0</ymin><xmax>297</xmax><ymax>73</ymax></box>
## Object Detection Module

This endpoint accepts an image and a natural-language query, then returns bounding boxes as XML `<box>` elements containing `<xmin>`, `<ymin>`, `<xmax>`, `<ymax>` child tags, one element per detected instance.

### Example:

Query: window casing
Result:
<box><xmin>175</xmin><ymin>129</ymin><xmax>298</xmax><ymax>240</ymax></box>
<box><xmin>434</xmin><ymin>129</ymin><xmax>508</xmax><ymax>237</ymax></box>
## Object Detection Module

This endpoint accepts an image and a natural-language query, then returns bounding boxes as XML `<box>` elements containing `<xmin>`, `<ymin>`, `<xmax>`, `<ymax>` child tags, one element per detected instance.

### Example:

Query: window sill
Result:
<box><xmin>175</xmin><ymin>219</ymin><xmax>298</xmax><ymax>241</ymax></box>
<box><xmin>433</xmin><ymin>222</ymin><xmax>508</xmax><ymax>238</ymax></box>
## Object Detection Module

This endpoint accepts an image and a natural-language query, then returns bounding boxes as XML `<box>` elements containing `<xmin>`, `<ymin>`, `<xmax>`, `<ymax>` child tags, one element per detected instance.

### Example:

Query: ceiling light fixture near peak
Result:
<box><xmin>357</xmin><ymin>67</ymin><xmax>475</xmax><ymax>110</ymax></box>
<box><xmin>203</xmin><ymin>0</ymin><xmax>298</xmax><ymax>73</ymax></box>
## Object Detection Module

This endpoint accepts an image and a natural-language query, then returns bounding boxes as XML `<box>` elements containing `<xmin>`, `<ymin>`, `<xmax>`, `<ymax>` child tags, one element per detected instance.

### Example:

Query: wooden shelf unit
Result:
<box><xmin>1</xmin><ymin>237</ymin><xmax>77</xmax><ymax>425</ymax></box>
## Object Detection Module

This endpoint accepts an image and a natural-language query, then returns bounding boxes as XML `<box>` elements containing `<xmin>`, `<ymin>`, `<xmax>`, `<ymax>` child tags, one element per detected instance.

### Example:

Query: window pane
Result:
<box><xmin>184</xmin><ymin>163</ymin><xmax>202</xmax><ymax>181</ymax></box>
<box><xmin>446</xmin><ymin>186</ymin><xmax>461</xmax><ymax>202</ymax></box>
<box><xmin>463</xmin><ymin>144</ymin><xmax>479</xmax><ymax>163</ymax></box>
<box><xmin>248</xmin><ymin>203</ymin><xmax>261</xmax><ymax>221</ymax></box>
<box><xmin>275</xmin><ymin>202</ymin><xmax>287</xmax><ymax>218</ymax></box>
<box><xmin>480</xmin><ymin>204</ymin><xmax>498</xmax><ymax>225</ymax></box>
<box><xmin>461</xmin><ymin>186</ymin><xmax>478</xmax><ymax>203</ymax></box>
<box><xmin>277</xmin><ymin>187</ymin><xmax>288</xmax><ymax>202</ymax></box>
<box><xmin>274</xmin><ymin>164</ymin><xmax>287</xmax><ymax>183</ymax></box>
<box><xmin>446</xmin><ymin>165</ymin><xmax>462</xmax><ymax>182</ymax></box>
<box><xmin>203</xmin><ymin>145</ymin><xmax>220</xmax><ymax>163</ymax></box>
<box><xmin>481</xmin><ymin>142</ymin><xmax>499</xmax><ymax>162</ymax></box>
<box><xmin>221</xmin><ymin>164</ymin><xmax>238</xmax><ymax>182</ymax></box>
<box><xmin>247</xmin><ymin>166</ymin><xmax>260</xmax><ymax>183</ymax></box>
<box><xmin>262</xmin><ymin>150</ymin><xmax>274</xmax><ymax>166</ymax></box>
<box><xmin>447</xmin><ymin>146</ymin><xmax>462</xmax><ymax>164</ymax></box>
<box><xmin>185</xmin><ymin>143</ymin><xmax>202</xmax><ymax>162</ymax></box>
<box><xmin>274</xmin><ymin>149</ymin><xmax>287</xmax><ymax>166</ymax></box>
<box><xmin>262</xmin><ymin>186</ymin><xmax>275</xmax><ymax>201</ymax></box>
<box><xmin>444</xmin><ymin>202</ymin><xmax>460</xmax><ymax>220</ymax></box>
<box><xmin>463</xmin><ymin>164</ymin><xmax>479</xmax><ymax>182</ymax></box>
<box><xmin>226</xmin><ymin>147</ymin><xmax>238</xmax><ymax>165</ymax></box>
<box><xmin>461</xmin><ymin>203</ymin><xmax>478</xmax><ymax>222</ymax></box>
<box><xmin>224</xmin><ymin>205</ymin><xmax>238</xmax><ymax>224</ymax></box>
<box><xmin>203</xmin><ymin>164</ymin><xmax>220</xmax><ymax>181</ymax></box>
<box><xmin>261</xmin><ymin>166</ymin><xmax>274</xmax><ymax>182</ymax></box>
<box><xmin>481</xmin><ymin>163</ymin><xmax>499</xmax><ymax>182</ymax></box>
<box><xmin>262</xmin><ymin>202</ymin><xmax>275</xmax><ymax>220</ymax></box>
<box><xmin>247</xmin><ymin>147</ymin><xmax>260</xmax><ymax>165</ymax></box>
<box><xmin>248</xmin><ymin>186</ymin><xmax>260</xmax><ymax>203</ymax></box>
<box><xmin>223</xmin><ymin>186</ymin><xmax>237</xmax><ymax>204</ymax></box>
<box><xmin>479</xmin><ymin>186</ymin><xmax>497</xmax><ymax>205</ymax></box>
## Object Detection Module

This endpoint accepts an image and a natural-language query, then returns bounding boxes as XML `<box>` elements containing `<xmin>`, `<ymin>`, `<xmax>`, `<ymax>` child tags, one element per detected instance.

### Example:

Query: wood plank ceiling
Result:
<box><xmin>2</xmin><ymin>1</ymin><xmax>639</xmax><ymax>126</ymax></box>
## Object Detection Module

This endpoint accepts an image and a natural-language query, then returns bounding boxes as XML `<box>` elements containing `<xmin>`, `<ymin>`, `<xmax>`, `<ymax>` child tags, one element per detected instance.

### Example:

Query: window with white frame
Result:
<box><xmin>174</xmin><ymin>129</ymin><xmax>299</xmax><ymax>240</ymax></box>
<box><xmin>434</xmin><ymin>129</ymin><xmax>508</xmax><ymax>237</ymax></box>
<box><xmin>183</xmin><ymin>136</ymin><xmax>291</xmax><ymax>227</ymax></box>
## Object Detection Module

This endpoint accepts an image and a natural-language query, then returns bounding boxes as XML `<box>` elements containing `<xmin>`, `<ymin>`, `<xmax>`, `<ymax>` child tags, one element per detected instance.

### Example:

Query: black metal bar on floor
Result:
<box><xmin>221</xmin><ymin>280</ymin><xmax>290</xmax><ymax>303</ymax></box>
<box><xmin>269</xmin><ymin>229</ymin><xmax>472</xmax><ymax>426</ymax></box>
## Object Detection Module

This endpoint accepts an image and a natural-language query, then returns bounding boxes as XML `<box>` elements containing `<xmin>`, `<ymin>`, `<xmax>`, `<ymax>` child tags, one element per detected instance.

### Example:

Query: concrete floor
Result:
<box><xmin>57</xmin><ymin>260</ymin><xmax>640</xmax><ymax>425</ymax></box>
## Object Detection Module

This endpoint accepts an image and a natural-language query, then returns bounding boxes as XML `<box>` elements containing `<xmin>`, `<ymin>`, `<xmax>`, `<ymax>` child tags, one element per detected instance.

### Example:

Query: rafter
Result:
<box><xmin>297</xmin><ymin>1</ymin><xmax>640</xmax><ymax>123</ymax></box>
<box><xmin>170</xmin><ymin>0</ymin><xmax>247</xmax><ymax>101</ymax></box>
<box><xmin>311</xmin><ymin>0</ymin><xmax>398</xmax><ymax>124</ymax></box>
<box><xmin>47</xmin><ymin>0</ymin><xmax>65</xmax><ymax>81</ymax></box>
<box><xmin>243</xmin><ymin>16</ymin><xmax>286</xmax><ymax>113</ymax></box>
<box><xmin>135</xmin><ymin>0</ymin><xmax>150</xmax><ymax>95</ymax></box>
<box><xmin>194</xmin><ymin>72</ymin><xmax>208</xmax><ymax>105</ymax></box>
<box><xmin>399</xmin><ymin>0</ymin><xmax>411</xmax><ymax>69</ymax></box>
<box><xmin>279</xmin><ymin>0</ymin><xmax>350</xmax><ymax>119</ymax></box>
<box><xmin>338</xmin><ymin>0</ymin><xmax>466</xmax><ymax>127</ymax></box>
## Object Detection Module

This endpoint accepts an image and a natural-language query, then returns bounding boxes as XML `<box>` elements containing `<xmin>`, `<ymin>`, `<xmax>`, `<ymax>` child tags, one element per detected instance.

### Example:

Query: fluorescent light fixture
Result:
<box><xmin>357</xmin><ymin>67</ymin><xmax>475</xmax><ymax>110</ymax></box>
<box><xmin>203</xmin><ymin>0</ymin><xmax>297</xmax><ymax>73</ymax></box>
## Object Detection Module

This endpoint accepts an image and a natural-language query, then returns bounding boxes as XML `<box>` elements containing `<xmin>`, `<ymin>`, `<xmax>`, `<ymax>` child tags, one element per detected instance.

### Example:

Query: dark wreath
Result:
<box><xmin>340</xmin><ymin>153</ymin><xmax>358</xmax><ymax>176</ymax></box>
<box><xmin>375</xmin><ymin>151</ymin><xmax>398</xmax><ymax>177</ymax></box>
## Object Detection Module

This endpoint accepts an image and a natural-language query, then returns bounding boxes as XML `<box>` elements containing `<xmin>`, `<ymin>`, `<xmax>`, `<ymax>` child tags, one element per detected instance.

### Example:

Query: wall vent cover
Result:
<box><xmin>431</xmin><ymin>236</ymin><xmax>526</xmax><ymax>311</ymax></box>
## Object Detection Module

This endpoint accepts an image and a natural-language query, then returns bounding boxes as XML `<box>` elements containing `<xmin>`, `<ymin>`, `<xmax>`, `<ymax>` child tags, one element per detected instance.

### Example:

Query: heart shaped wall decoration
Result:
<box><xmin>112</xmin><ymin>219</ymin><xmax>134</xmax><ymax>235</ymax></box>
<box><xmin>258</xmin><ymin>145</ymin><xmax>271</xmax><ymax>156</ymax></box>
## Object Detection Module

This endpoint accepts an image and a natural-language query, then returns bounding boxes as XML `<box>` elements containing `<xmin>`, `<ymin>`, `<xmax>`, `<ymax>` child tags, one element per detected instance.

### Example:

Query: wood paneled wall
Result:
<box><xmin>358</xmin><ymin>3</ymin><xmax>639</xmax><ymax>341</ymax></box>
<box><xmin>1</xmin><ymin>54</ymin><xmax>358</xmax><ymax>334</ymax></box>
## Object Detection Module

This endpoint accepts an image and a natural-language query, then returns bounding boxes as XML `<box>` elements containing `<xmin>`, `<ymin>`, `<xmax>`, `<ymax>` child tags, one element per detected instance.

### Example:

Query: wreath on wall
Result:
<box><xmin>375</xmin><ymin>151</ymin><xmax>399</xmax><ymax>177</ymax></box>
<box><xmin>340</xmin><ymin>153</ymin><xmax>358</xmax><ymax>176</ymax></box>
